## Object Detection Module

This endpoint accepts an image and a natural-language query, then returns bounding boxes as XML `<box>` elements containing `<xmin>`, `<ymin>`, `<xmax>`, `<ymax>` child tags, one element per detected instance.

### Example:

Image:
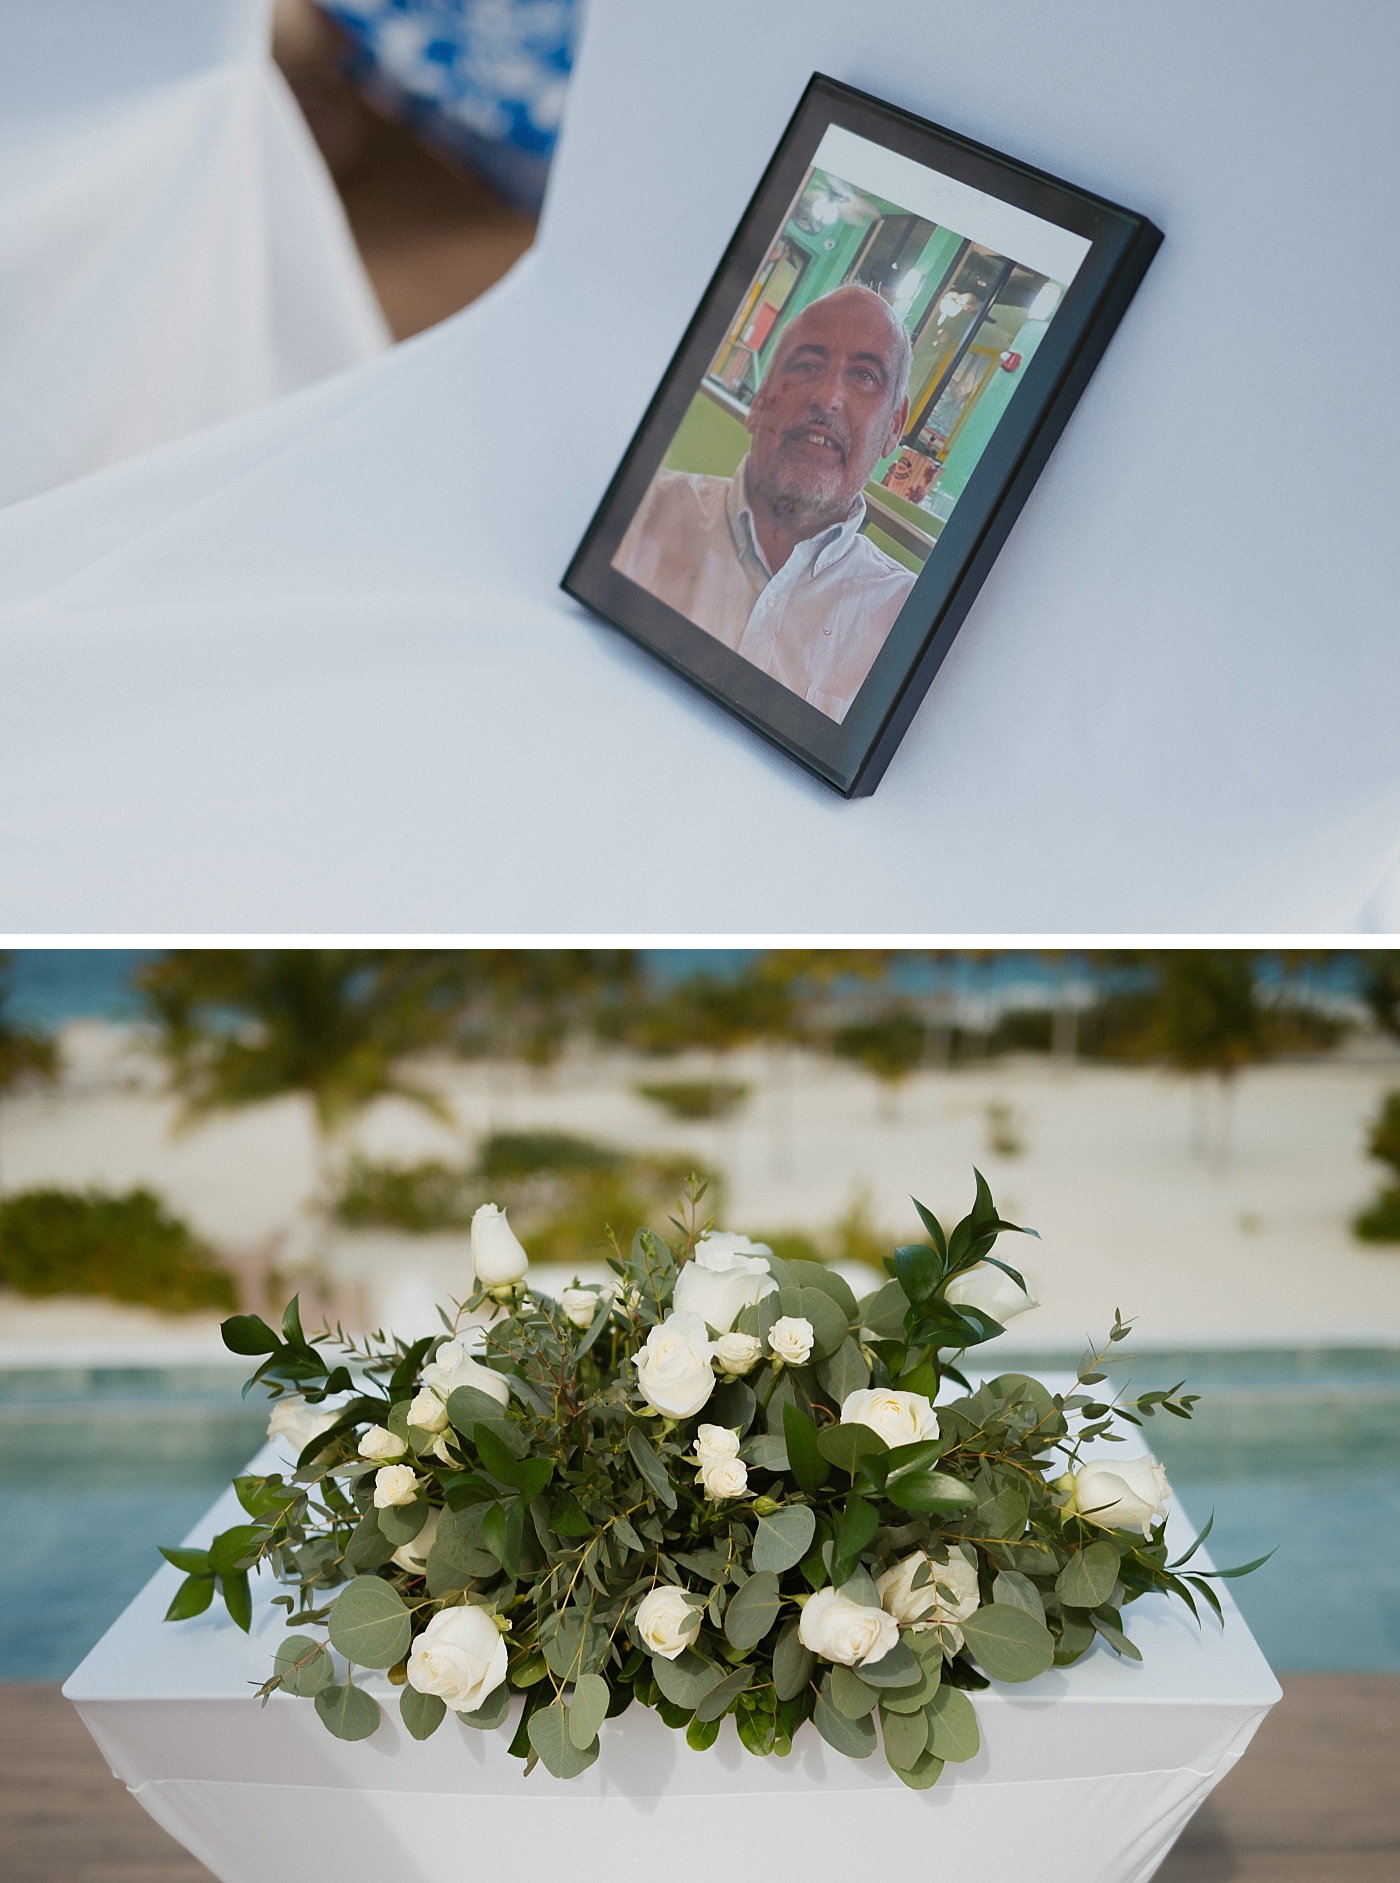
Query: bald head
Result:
<box><xmin>745</xmin><ymin>285</ymin><xmax>912</xmax><ymax>558</ymax></box>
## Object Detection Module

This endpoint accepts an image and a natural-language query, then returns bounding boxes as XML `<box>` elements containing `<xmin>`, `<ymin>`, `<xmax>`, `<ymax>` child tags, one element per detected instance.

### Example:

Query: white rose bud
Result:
<box><xmin>693</xmin><ymin>1424</ymin><xmax>742</xmax><ymax>1468</ymax></box>
<box><xmin>633</xmin><ymin>1312</ymin><xmax>716</xmax><ymax>1420</ymax></box>
<box><xmin>798</xmin><ymin>1586</ymin><xmax>901</xmax><ymax>1668</ymax></box>
<box><xmin>700</xmin><ymin>1456</ymin><xmax>750</xmax><ymax>1499</ymax></box>
<box><xmin>877</xmin><ymin>1548</ymin><xmax>980</xmax><ymax>1651</ymax></box>
<box><xmin>406</xmin><ymin>1603</ymin><xmax>509</xmax><ymax>1713</ymax></box>
<box><xmin>841</xmin><ymin>1387</ymin><xmax>940</xmax><ymax>1447</ymax></box>
<box><xmin>944</xmin><ymin>1261</ymin><xmax>1038</xmax><ymax>1324</ymax></box>
<box><xmin>391</xmin><ymin>1506</ymin><xmax>440</xmax><ymax>1575</ymax></box>
<box><xmin>634</xmin><ymin>1585</ymin><xmax>700</xmax><ymax>1660</ymax></box>
<box><xmin>421</xmin><ymin>1340</ymin><xmax>510</xmax><ymax>1409</ymax></box>
<box><xmin>673</xmin><ymin>1233</ymin><xmax>777</xmax><ymax>1332</ymax></box>
<box><xmin>713</xmin><ymin>1332</ymin><xmax>763</xmax><ymax>1377</ymax></box>
<box><xmin>561</xmin><ymin>1287</ymin><xmax>601</xmax><ymax>1329</ymax></box>
<box><xmin>768</xmin><ymin>1316</ymin><xmax>815</xmax><ymax>1366</ymax></box>
<box><xmin>409</xmin><ymin>1390</ymin><xmax>449</xmax><ymax>1433</ymax></box>
<box><xmin>266</xmin><ymin>1395</ymin><xmax>339</xmax><ymax>1459</ymax></box>
<box><xmin>358</xmin><ymin>1424</ymin><xmax>407</xmax><ymax>1462</ymax></box>
<box><xmin>471</xmin><ymin>1203</ymin><xmax>529</xmax><ymax>1286</ymax></box>
<box><xmin>373</xmin><ymin>1463</ymin><xmax>421</xmax><ymax>1508</ymax></box>
<box><xmin>1067</xmin><ymin>1458</ymin><xmax>1170</xmax><ymax>1538</ymax></box>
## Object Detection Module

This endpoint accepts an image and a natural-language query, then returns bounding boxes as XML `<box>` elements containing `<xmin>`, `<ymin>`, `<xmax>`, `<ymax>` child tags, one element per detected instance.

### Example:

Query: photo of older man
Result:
<box><xmin>613</xmin><ymin>284</ymin><xmax>916</xmax><ymax>723</ymax></box>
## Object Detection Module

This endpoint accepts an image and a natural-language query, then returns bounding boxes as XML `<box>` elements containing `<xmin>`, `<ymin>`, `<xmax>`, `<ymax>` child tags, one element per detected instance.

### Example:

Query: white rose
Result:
<box><xmin>634</xmin><ymin>1585</ymin><xmax>700</xmax><ymax>1660</ymax></box>
<box><xmin>421</xmin><ymin>1340</ymin><xmax>510</xmax><ymax>1409</ymax></box>
<box><xmin>693</xmin><ymin>1424</ymin><xmax>742</xmax><ymax>1467</ymax></box>
<box><xmin>561</xmin><ymin>1286</ymin><xmax>602</xmax><ymax>1329</ymax></box>
<box><xmin>700</xmin><ymin>1457</ymin><xmax>750</xmax><ymax>1499</ymax></box>
<box><xmin>713</xmin><ymin>1332</ymin><xmax>763</xmax><ymax>1377</ymax></box>
<box><xmin>373</xmin><ymin>1463</ymin><xmax>421</xmax><ymax>1508</ymax></box>
<box><xmin>409</xmin><ymin>1390</ymin><xmax>449</xmax><ymax>1433</ymax></box>
<box><xmin>391</xmin><ymin>1506</ymin><xmax>440</xmax><ymax>1575</ymax></box>
<box><xmin>472</xmin><ymin>1203</ymin><xmax>529</xmax><ymax>1285</ymax></box>
<box><xmin>1068</xmin><ymin>1458</ymin><xmax>1170</xmax><ymax>1538</ymax></box>
<box><xmin>944</xmin><ymin>1261</ymin><xmax>1038</xmax><ymax>1324</ymax></box>
<box><xmin>768</xmin><ymin>1316</ymin><xmax>815</xmax><ymax>1365</ymax></box>
<box><xmin>634</xmin><ymin>1312</ymin><xmax>716</xmax><ymax>1419</ymax></box>
<box><xmin>267</xmin><ymin>1396</ymin><xmax>339</xmax><ymax>1459</ymax></box>
<box><xmin>673</xmin><ymin>1233</ymin><xmax>776</xmax><ymax>1332</ymax></box>
<box><xmin>358</xmin><ymin>1424</ymin><xmax>407</xmax><ymax>1462</ymax></box>
<box><xmin>841</xmin><ymin>1387</ymin><xmax>940</xmax><ymax>1447</ymax></box>
<box><xmin>877</xmin><ymin>1548</ymin><xmax>980</xmax><ymax>1650</ymax></box>
<box><xmin>798</xmin><ymin>1586</ymin><xmax>901</xmax><ymax>1668</ymax></box>
<box><xmin>406</xmin><ymin>1603</ymin><xmax>508</xmax><ymax>1713</ymax></box>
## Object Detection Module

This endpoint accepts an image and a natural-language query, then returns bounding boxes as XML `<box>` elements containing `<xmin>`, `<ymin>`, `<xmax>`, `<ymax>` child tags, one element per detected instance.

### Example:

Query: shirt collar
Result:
<box><xmin>727</xmin><ymin>453</ymin><xmax>868</xmax><ymax>579</ymax></box>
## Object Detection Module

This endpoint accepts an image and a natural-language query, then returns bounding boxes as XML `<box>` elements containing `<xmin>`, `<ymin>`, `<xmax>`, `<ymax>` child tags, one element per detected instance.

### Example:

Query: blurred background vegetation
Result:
<box><xmin>2</xmin><ymin>947</ymin><xmax>1398</xmax><ymax>1313</ymax></box>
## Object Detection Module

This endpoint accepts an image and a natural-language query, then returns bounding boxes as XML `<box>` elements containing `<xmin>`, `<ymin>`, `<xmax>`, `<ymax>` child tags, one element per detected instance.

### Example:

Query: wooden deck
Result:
<box><xmin>2</xmin><ymin>1676</ymin><xmax>1396</xmax><ymax>1882</ymax></box>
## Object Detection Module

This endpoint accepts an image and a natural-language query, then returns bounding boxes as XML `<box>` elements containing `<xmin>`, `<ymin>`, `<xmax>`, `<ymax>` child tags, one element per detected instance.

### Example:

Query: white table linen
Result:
<box><xmin>1</xmin><ymin>1</ymin><xmax>1397</xmax><ymax>931</ymax></box>
<box><xmin>64</xmin><ymin>1440</ymin><xmax>1279</xmax><ymax>1883</ymax></box>
<box><xmin>0</xmin><ymin>0</ymin><xmax>388</xmax><ymax>510</ymax></box>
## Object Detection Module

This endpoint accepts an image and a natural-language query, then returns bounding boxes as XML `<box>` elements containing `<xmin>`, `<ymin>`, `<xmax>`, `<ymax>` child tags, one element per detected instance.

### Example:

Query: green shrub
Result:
<box><xmin>1353</xmin><ymin>1091</ymin><xmax>1400</xmax><ymax>1242</ymax></box>
<box><xmin>0</xmin><ymin>1187</ymin><xmax>235</xmax><ymax>1312</ymax></box>
<box><xmin>635</xmin><ymin>1080</ymin><xmax>750</xmax><ymax>1121</ymax></box>
<box><xmin>333</xmin><ymin>1158</ymin><xmax>477</xmax><ymax>1233</ymax></box>
<box><xmin>832</xmin><ymin>1010</ymin><xmax>925</xmax><ymax>1082</ymax></box>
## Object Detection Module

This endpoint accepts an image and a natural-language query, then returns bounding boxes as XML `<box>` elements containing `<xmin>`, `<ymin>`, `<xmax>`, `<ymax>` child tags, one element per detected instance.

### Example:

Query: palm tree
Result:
<box><xmin>0</xmin><ymin>954</ymin><xmax>59</xmax><ymax>1194</ymax></box>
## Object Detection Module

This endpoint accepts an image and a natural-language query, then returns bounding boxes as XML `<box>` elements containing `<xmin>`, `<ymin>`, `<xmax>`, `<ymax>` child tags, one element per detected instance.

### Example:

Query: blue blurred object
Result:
<box><xmin>318</xmin><ymin>0</ymin><xmax>577</xmax><ymax>209</ymax></box>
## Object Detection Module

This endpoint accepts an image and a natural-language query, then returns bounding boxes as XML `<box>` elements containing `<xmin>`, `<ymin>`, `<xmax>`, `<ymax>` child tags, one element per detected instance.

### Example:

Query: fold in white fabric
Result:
<box><xmin>0</xmin><ymin>1</ymin><xmax>1396</xmax><ymax>930</ymax></box>
<box><xmin>0</xmin><ymin>0</ymin><xmax>388</xmax><ymax>509</ymax></box>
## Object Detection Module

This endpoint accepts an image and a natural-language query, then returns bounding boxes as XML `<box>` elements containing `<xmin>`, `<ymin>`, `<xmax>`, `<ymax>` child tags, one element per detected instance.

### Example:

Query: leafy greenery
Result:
<box><xmin>164</xmin><ymin>1172</ymin><xmax>1261</xmax><ymax>1786</ymax></box>
<box><xmin>635</xmin><ymin>1081</ymin><xmax>751</xmax><ymax>1121</ymax></box>
<box><xmin>1353</xmin><ymin>1090</ymin><xmax>1400</xmax><ymax>1242</ymax></box>
<box><xmin>0</xmin><ymin>1187</ymin><xmax>234</xmax><ymax>1311</ymax></box>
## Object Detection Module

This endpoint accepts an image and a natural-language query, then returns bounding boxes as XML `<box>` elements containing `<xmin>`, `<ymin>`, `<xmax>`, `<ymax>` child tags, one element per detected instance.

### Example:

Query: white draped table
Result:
<box><xmin>65</xmin><ymin>1444</ymin><xmax>1279</xmax><ymax>1883</ymax></box>
<box><xmin>0</xmin><ymin>0</ymin><xmax>388</xmax><ymax>509</ymax></box>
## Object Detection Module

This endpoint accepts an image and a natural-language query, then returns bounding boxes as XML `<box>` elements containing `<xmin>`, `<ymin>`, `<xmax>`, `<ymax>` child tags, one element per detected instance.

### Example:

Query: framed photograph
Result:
<box><xmin>563</xmin><ymin>75</ymin><xmax>1162</xmax><ymax>797</ymax></box>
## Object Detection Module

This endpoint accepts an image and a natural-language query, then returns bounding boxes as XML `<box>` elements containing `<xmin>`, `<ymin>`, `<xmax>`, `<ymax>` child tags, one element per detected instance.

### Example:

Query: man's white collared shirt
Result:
<box><xmin>612</xmin><ymin>455</ymin><xmax>916</xmax><ymax>723</ymax></box>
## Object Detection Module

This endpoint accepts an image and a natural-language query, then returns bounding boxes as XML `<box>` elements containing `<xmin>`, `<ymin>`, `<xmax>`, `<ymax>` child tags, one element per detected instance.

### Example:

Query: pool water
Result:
<box><xmin>1</xmin><ymin>1350</ymin><xmax>1396</xmax><ymax>1681</ymax></box>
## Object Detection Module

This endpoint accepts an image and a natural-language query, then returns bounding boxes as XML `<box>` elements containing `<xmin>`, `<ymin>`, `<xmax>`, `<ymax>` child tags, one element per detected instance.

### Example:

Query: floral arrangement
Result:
<box><xmin>162</xmin><ymin>1176</ymin><xmax>1262</xmax><ymax>1786</ymax></box>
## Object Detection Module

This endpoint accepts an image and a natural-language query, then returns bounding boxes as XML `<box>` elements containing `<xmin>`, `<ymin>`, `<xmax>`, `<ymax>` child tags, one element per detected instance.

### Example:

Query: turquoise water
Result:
<box><xmin>1</xmin><ymin>1351</ymin><xmax>1396</xmax><ymax>1680</ymax></box>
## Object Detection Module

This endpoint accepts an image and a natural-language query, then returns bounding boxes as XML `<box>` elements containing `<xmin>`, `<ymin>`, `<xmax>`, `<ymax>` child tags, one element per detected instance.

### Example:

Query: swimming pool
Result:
<box><xmin>1</xmin><ymin>1348</ymin><xmax>1396</xmax><ymax>1681</ymax></box>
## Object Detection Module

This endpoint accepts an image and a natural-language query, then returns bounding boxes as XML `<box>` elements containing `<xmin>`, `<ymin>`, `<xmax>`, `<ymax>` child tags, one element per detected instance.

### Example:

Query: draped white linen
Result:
<box><xmin>64</xmin><ymin>1443</ymin><xmax>1280</xmax><ymax>1883</ymax></box>
<box><xmin>0</xmin><ymin>1</ymin><xmax>1396</xmax><ymax>930</ymax></box>
<box><xmin>0</xmin><ymin>0</ymin><xmax>388</xmax><ymax>509</ymax></box>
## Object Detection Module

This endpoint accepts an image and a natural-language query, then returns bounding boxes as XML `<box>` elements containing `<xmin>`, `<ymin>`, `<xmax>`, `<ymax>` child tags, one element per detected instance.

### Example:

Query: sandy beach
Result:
<box><xmin>3</xmin><ymin>1023</ymin><xmax>1400</xmax><ymax>1360</ymax></box>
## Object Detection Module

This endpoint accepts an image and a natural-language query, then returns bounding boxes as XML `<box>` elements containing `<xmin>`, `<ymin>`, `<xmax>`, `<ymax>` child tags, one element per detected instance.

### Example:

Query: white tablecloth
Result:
<box><xmin>64</xmin><ymin>1442</ymin><xmax>1280</xmax><ymax>1883</ymax></box>
<box><xmin>1</xmin><ymin>0</ymin><xmax>1397</xmax><ymax>931</ymax></box>
<box><xmin>0</xmin><ymin>0</ymin><xmax>388</xmax><ymax>510</ymax></box>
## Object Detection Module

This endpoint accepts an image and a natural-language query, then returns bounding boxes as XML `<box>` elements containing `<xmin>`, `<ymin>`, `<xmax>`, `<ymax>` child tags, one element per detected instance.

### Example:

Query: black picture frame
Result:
<box><xmin>562</xmin><ymin>74</ymin><xmax>1162</xmax><ymax>798</ymax></box>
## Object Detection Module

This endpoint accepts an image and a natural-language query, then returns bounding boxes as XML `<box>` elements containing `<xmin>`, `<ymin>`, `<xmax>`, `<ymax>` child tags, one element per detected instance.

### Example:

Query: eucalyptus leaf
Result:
<box><xmin>400</xmin><ymin>1687</ymin><xmax>446</xmax><ymax>1740</ymax></box>
<box><xmin>628</xmin><ymin>1429</ymin><xmax>678</xmax><ymax>1510</ymax></box>
<box><xmin>752</xmin><ymin>1506</ymin><xmax>816</xmax><ymax>1574</ymax></box>
<box><xmin>459</xmin><ymin>1682</ymin><xmax>512</xmax><ymax>1728</ymax></box>
<box><xmin>858</xmin><ymin>1279</ymin><xmax>910</xmax><ymax>1340</ymax></box>
<box><xmin>376</xmin><ymin>1498</ymin><xmax>429</xmax><ymax>1546</ymax></box>
<box><xmin>1056</xmin><ymin>1541</ymin><xmax>1120</xmax><ymax>1610</ymax></box>
<box><xmin>815</xmin><ymin>1338</ymin><xmax>869</xmax><ymax>1406</ymax></box>
<box><xmin>777</xmin><ymin>1286</ymin><xmax>849</xmax><ymax>1361</ymax></box>
<box><xmin>1090</xmin><ymin>1611</ymin><xmax>1143</xmax><ymax>1661</ymax></box>
<box><xmin>895</xmin><ymin>1746</ymin><xmax>945</xmax><ymax>1790</ymax></box>
<box><xmin>274</xmin><ymin>1634</ymin><xmax>332</xmax><ymax>1697</ymax></box>
<box><xmin>707</xmin><ymin>1379</ymin><xmax>756</xmax><ymax>1435</ymax></box>
<box><xmin>784</xmin><ymin>1260</ymin><xmax>859</xmax><ymax>1321</ymax></box>
<box><xmin>345</xmin><ymin>1509</ymin><xmax>397</xmax><ymax>1569</ymax></box>
<box><xmin>651</xmin><ymin>1647</ymin><xmax>722</xmax><ymax>1710</ymax></box>
<box><xmin>724</xmin><ymin>1569</ymin><xmax>781</xmax><ymax>1650</ymax></box>
<box><xmin>742</xmin><ymin>1433</ymin><xmax>790</xmax><ymax>1473</ymax></box>
<box><xmin>817</xmin><ymin>1423</ymin><xmax>887</xmax><ymax>1475</ymax></box>
<box><xmin>772</xmin><ymin>1620</ymin><xmax>816</xmax><ymax>1701</ymax></box>
<box><xmin>926</xmin><ymin>1683</ymin><xmax>980</xmax><ymax>1762</ymax></box>
<box><xmin>880</xmin><ymin>1704</ymin><xmax>928</xmax><ymax>1770</ymax></box>
<box><xmin>446</xmin><ymin>1385</ymin><xmax>513</xmax><ymax>1433</ymax></box>
<box><xmin>327</xmin><ymin>1577</ymin><xmax>412</xmax><ymax>1670</ymax></box>
<box><xmin>529</xmin><ymin>1701</ymin><xmax>600</xmax><ymax>1778</ymax></box>
<box><xmin>884</xmin><ymin>1469</ymin><xmax>979</xmax><ymax>1516</ymax></box>
<box><xmin>814</xmin><ymin>1682</ymin><xmax>877</xmax><ymax>1757</ymax></box>
<box><xmin>960</xmin><ymin>1603</ymin><xmax>1055</xmax><ymax>1684</ymax></box>
<box><xmin>879</xmin><ymin>1649</ymin><xmax>941</xmax><ymax>1712</ymax></box>
<box><xmin>693</xmin><ymin>1664</ymin><xmax>754</xmax><ymax>1723</ymax></box>
<box><xmin>830</xmin><ymin>1664</ymin><xmax>880</xmax><ymax>1718</ymax></box>
<box><xmin>567</xmin><ymin>1672</ymin><xmax>611</xmax><ymax>1749</ymax></box>
<box><xmin>315</xmin><ymin>1681</ymin><xmax>382</xmax><ymax>1741</ymax></box>
<box><xmin>782</xmin><ymin>1404</ymin><xmax>829</xmax><ymax>1493</ymax></box>
<box><xmin>992</xmin><ymin>1570</ymin><xmax>1046</xmax><ymax>1624</ymax></box>
<box><xmin>857</xmin><ymin>1642</ymin><xmax>921</xmax><ymax>1689</ymax></box>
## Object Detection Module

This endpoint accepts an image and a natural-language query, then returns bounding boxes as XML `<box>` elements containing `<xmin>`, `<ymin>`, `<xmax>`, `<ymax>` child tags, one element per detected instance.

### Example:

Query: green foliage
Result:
<box><xmin>832</xmin><ymin>1009</ymin><xmax>926</xmax><ymax>1083</ymax></box>
<box><xmin>0</xmin><ymin>1187</ymin><xmax>234</xmax><ymax>1312</ymax></box>
<box><xmin>158</xmin><ymin>1170</ymin><xmax>1258</xmax><ymax>1791</ymax></box>
<box><xmin>1354</xmin><ymin>1090</ymin><xmax>1400</xmax><ymax>1243</ymax></box>
<box><xmin>0</xmin><ymin>956</ymin><xmax>58</xmax><ymax>1097</ymax></box>
<box><xmin>635</xmin><ymin>1080</ymin><xmax>751</xmax><ymax>1121</ymax></box>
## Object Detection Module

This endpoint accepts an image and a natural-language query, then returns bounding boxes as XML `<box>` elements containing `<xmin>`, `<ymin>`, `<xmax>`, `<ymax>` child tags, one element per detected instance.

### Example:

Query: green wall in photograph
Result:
<box><xmin>937</xmin><ymin>315</ymin><xmax>1051</xmax><ymax>500</ymax></box>
<box><xmin>663</xmin><ymin>389</ymin><xmax>749</xmax><ymax>477</ymax></box>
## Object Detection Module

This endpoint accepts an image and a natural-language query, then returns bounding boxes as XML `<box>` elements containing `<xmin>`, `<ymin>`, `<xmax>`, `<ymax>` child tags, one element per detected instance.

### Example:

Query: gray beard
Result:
<box><xmin>746</xmin><ymin>454</ymin><xmax>852</xmax><ymax>537</ymax></box>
